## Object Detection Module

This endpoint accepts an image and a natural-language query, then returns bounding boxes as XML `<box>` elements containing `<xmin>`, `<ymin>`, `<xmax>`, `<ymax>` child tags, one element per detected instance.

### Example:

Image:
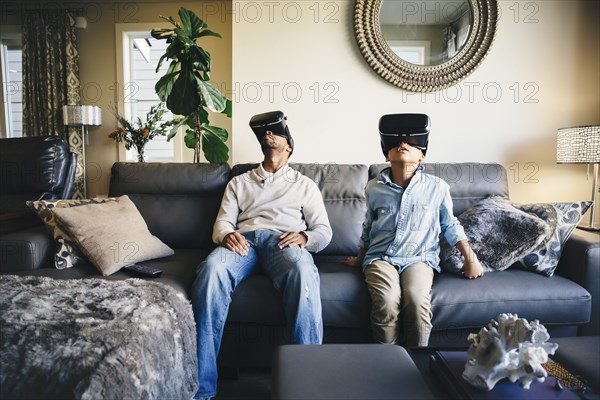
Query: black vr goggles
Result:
<box><xmin>379</xmin><ymin>114</ymin><xmax>430</xmax><ymax>156</ymax></box>
<box><xmin>249</xmin><ymin>111</ymin><xmax>294</xmax><ymax>155</ymax></box>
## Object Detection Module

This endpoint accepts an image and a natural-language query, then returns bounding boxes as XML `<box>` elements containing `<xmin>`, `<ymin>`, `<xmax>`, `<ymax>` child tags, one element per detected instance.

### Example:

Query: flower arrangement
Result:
<box><xmin>108</xmin><ymin>102</ymin><xmax>176</xmax><ymax>162</ymax></box>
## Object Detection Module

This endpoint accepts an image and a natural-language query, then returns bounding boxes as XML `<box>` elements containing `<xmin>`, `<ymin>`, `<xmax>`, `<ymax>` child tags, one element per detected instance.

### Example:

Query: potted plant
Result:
<box><xmin>108</xmin><ymin>102</ymin><xmax>176</xmax><ymax>162</ymax></box>
<box><xmin>151</xmin><ymin>7</ymin><xmax>231</xmax><ymax>163</ymax></box>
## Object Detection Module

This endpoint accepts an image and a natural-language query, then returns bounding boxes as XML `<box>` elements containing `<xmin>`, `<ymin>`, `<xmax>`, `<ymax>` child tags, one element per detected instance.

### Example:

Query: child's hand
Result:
<box><xmin>456</xmin><ymin>240</ymin><xmax>484</xmax><ymax>279</ymax></box>
<box><xmin>343</xmin><ymin>256</ymin><xmax>361</xmax><ymax>267</ymax></box>
<box><xmin>463</xmin><ymin>257</ymin><xmax>484</xmax><ymax>279</ymax></box>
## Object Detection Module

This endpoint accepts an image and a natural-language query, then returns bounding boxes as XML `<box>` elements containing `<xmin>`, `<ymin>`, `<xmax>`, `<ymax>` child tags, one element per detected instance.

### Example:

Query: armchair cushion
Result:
<box><xmin>0</xmin><ymin>136</ymin><xmax>74</xmax><ymax>201</ymax></box>
<box><xmin>0</xmin><ymin>136</ymin><xmax>78</xmax><ymax>235</ymax></box>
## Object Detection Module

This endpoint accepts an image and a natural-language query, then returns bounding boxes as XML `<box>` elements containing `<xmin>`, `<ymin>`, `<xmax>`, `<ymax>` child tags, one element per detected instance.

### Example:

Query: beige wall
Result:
<box><xmin>232</xmin><ymin>0</ymin><xmax>600</xmax><ymax>226</ymax></box>
<box><xmin>77</xmin><ymin>1</ymin><xmax>232</xmax><ymax>196</ymax></box>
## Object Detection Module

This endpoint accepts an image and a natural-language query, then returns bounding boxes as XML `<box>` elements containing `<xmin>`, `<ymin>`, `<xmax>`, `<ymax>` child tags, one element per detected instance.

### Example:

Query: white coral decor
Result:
<box><xmin>463</xmin><ymin>313</ymin><xmax>558</xmax><ymax>391</ymax></box>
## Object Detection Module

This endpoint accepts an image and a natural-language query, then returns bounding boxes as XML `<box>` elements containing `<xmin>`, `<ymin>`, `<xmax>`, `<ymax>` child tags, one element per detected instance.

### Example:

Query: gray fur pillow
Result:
<box><xmin>440</xmin><ymin>197</ymin><xmax>551</xmax><ymax>273</ymax></box>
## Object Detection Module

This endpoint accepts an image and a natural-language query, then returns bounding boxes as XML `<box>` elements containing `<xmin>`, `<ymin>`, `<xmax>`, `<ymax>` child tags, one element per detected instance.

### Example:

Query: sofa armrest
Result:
<box><xmin>0</xmin><ymin>225</ymin><xmax>54</xmax><ymax>273</ymax></box>
<box><xmin>555</xmin><ymin>229</ymin><xmax>600</xmax><ymax>335</ymax></box>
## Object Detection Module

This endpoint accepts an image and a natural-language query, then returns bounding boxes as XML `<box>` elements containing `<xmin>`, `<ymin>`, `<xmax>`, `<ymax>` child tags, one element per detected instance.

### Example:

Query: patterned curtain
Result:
<box><xmin>22</xmin><ymin>10</ymin><xmax>85</xmax><ymax>199</ymax></box>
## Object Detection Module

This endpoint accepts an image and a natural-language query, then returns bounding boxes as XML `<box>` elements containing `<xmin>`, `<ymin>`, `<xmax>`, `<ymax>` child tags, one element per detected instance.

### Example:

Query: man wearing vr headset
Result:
<box><xmin>345</xmin><ymin>114</ymin><xmax>483</xmax><ymax>347</ymax></box>
<box><xmin>191</xmin><ymin>111</ymin><xmax>332</xmax><ymax>400</ymax></box>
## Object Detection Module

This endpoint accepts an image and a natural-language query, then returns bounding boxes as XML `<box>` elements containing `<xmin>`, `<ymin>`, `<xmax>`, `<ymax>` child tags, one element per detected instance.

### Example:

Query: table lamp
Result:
<box><xmin>63</xmin><ymin>105</ymin><xmax>102</xmax><ymax>197</ymax></box>
<box><xmin>557</xmin><ymin>125</ymin><xmax>600</xmax><ymax>231</ymax></box>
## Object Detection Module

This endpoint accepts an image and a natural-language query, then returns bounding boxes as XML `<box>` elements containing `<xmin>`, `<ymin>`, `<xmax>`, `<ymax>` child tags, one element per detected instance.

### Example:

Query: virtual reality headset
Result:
<box><xmin>249</xmin><ymin>111</ymin><xmax>294</xmax><ymax>155</ymax></box>
<box><xmin>379</xmin><ymin>114</ymin><xmax>430</xmax><ymax>156</ymax></box>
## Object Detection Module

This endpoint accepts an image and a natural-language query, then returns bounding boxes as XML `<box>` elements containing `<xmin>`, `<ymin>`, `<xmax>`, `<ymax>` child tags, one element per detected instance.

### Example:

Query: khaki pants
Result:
<box><xmin>364</xmin><ymin>260</ymin><xmax>434</xmax><ymax>347</ymax></box>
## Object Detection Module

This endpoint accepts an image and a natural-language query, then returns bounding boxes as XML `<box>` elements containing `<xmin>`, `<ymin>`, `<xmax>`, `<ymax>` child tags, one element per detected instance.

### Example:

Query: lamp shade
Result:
<box><xmin>82</xmin><ymin>106</ymin><xmax>102</xmax><ymax>126</ymax></box>
<box><xmin>62</xmin><ymin>105</ymin><xmax>102</xmax><ymax>126</ymax></box>
<box><xmin>62</xmin><ymin>105</ymin><xmax>83</xmax><ymax>126</ymax></box>
<box><xmin>557</xmin><ymin>125</ymin><xmax>600</xmax><ymax>164</ymax></box>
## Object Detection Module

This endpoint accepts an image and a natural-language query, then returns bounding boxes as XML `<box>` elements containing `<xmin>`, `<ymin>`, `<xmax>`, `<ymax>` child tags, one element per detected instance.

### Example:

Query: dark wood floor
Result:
<box><xmin>215</xmin><ymin>369</ymin><xmax>272</xmax><ymax>400</ymax></box>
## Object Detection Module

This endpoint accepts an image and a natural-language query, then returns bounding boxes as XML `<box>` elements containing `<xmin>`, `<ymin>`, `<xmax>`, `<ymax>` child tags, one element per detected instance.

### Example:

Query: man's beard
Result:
<box><xmin>261</xmin><ymin>140</ymin><xmax>280</xmax><ymax>151</ymax></box>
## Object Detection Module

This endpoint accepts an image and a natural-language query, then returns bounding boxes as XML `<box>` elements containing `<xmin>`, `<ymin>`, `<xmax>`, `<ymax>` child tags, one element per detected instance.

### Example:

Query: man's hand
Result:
<box><xmin>278</xmin><ymin>232</ymin><xmax>307</xmax><ymax>249</ymax></box>
<box><xmin>223</xmin><ymin>231</ymin><xmax>250</xmax><ymax>256</ymax></box>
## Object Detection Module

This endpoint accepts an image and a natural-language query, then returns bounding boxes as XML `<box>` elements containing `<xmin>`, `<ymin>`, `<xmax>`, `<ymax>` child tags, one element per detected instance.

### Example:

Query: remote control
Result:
<box><xmin>123</xmin><ymin>264</ymin><xmax>163</xmax><ymax>278</ymax></box>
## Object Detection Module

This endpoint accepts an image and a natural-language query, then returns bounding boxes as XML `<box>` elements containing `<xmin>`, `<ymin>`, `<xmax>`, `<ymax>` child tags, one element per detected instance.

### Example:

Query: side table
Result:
<box><xmin>553</xmin><ymin>336</ymin><xmax>600</xmax><ymax>393</ymax></box>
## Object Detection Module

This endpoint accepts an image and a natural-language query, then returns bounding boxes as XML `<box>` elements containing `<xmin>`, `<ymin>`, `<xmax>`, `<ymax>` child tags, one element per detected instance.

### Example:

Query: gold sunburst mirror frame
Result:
<box><xmin>354</xmin><ymin>0</ymin><xmax>499</xmax><ymax>92</ymax></box>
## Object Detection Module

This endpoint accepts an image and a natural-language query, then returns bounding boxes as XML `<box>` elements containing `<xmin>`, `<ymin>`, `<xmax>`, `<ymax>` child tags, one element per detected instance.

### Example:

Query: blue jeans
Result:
<box><xmin>191</xmin><ymin>230</ymin><xmax>323</xmax><ymax>399</ymax></box>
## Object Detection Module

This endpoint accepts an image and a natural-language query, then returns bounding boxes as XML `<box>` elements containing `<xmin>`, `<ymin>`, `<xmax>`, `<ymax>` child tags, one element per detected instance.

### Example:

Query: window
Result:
<box><xmin>387</xmin><ymin>40</ymin><xmax>430</xmax><ymax>66</ymax></box>
<box><xmin>127</xmin><ymin>35</ymin><xmax>173</xmax><ymax>161</ymax></box>
<box><xmin>116</xmin><ymin>24</ymin><xmax>183</xmax><ymax>162</ymax></box>
<box><xmin>0</xmin><ymin>30</ymin><xmax>23</xmax><ymax>138</ymax></box>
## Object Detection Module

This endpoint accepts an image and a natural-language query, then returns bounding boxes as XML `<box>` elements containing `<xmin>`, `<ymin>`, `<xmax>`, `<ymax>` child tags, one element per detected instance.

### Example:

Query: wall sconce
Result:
<box><xmin>63</xmin><ymin>105</ymin><xmax>102</xmax><ymax>196</ymax></box>
<box><xmin>557</xmin><ymin>125</ymin><xmax>600</xmax><ymax>231</ymax></box>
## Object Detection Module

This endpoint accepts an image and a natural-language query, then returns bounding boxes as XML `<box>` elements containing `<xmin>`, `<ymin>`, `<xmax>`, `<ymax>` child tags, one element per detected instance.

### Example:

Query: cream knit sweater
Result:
<box><xmin>213</xmin><ymin>163</ymin><xmax>332</xmax><ymax>253</ymax></box>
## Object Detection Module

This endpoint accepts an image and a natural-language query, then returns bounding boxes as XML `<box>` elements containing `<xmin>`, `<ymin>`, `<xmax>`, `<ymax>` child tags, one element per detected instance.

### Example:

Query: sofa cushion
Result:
<box><xmin>318</xmin><ymin>262</ymin><xmax>371</xmax><ymax>328</ymax></box>
<box><xmin>291</xmin><ymin>164</ymin><xmax>368</xmax><ymax>256</ymax></box>
<box><xmin>369</xmin><ymin>163</ymin><xmax>509</xmax><ymax>216</ymax></box>
<box><xmin>431</xmin><ymin>270</ymin><xmax>591</xmax><ymax>331</ymax></box>
<box><xmin>232</xmin><ymin>163</ymin><xmax>368</xmax><ymax>257</ymax></box>
<box><xmin>109</xmin><ymin>162</ymin><xmax>230</xmax><ymax>249</ymax></box>
<box><xmin>440</xmin><ymin>196</ymin><xmax>551</xmax><ymax>273</ymax></box>
<box><xmin>227</xmin><ymin>262</ymin><xmax>371</xmax><ymax>329</ymax></box>
<box><xmin>0</xmin><ymin>225</ymin><xmax>53</xmax><ymax>272</ymax></box>
<box><xmin>8</xmin><ymin>248</ymin><xmax>208</xmax><ymax>297</ymax></box>
<box><xmin>52</xmin><ymin>195</ymin><xmax>174</xmax><ymax>276</ymax></box>
<box><xmin>27</xmin><ymin>197</ymin><xmax>117</xmax><ymax>269</ymax></box>
<box><xmin>0</xmin><ymin>207</ymin><xmax>41</xmax><ymax>235</ymax></box>
<box><xmin>515</xmin><ymin>201</ymin><xmax>592</xmax><ymax>276</ymax></box>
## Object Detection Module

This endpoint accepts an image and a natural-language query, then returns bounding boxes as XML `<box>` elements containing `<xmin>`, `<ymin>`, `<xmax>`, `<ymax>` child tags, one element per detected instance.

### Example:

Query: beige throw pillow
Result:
<box><xmin>27</xmin><ymin>198</ymin><xmax>117</xmax><ymax>269</ymax></box>
<box><xmin>51</xmin><ymin>195</ymin><xmax>174</xmax><ymax>276</ymax></box>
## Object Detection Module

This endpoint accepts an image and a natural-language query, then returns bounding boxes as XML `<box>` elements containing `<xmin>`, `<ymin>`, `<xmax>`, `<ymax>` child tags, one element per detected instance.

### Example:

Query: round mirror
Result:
<box><xmin>354</xmin><ymin>0</ymin><xmax>498</xmax><ymax>91</ymax></box>
<box><xmin>380</xmin><ymin>0</ymin><xmax>472</xmax><ymax>66</ymax></box>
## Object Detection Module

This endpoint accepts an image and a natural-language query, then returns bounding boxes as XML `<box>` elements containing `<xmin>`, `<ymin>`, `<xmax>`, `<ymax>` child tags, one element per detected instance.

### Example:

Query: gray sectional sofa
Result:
<box><xmin>1</xmin><ymin>161</ymin><xmax>598</xmax><ymax>370</ymax></box>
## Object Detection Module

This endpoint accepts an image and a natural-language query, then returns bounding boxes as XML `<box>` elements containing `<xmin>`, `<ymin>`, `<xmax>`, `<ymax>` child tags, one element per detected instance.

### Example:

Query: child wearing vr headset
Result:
<box><xmin>345</xmin><ymin>114</ymin><xmax>483</xmax><ymax>347</ymax></box>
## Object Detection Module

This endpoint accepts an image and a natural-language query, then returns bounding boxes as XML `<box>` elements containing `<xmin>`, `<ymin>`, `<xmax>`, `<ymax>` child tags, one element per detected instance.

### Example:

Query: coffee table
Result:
<box><xmin>272</xmin><ymin>340</ymin><xmax>599</xmax><ymax>400</ymax></box>
<box><xmin>272</xmin><ymin>344</ymin><xmax>436</xmax><ymax>399</ymax></box>
<box><xmin>408</xmin><ymin>339</ymin><xmax>599</xmax><ymax>400</ymax></box>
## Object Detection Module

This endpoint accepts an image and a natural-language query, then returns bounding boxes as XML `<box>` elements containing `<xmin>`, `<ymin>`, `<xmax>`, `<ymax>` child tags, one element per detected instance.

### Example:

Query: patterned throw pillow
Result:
<box><xmin>27</xmin><ymin>198</ymin><xmax>117</xmax><ymax>269</ymax></box>
<box><xmin>515</xmin><ymin>201</ymin><xmax>591</xmax><ymax>276</ymax></box>
<box><xmin>440</xmin><ymin>197</ymin><xmax>551</xmax><ymax>274</ymax></box>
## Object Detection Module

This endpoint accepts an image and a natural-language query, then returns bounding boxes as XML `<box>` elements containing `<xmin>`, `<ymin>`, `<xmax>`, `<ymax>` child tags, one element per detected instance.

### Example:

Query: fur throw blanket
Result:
<box><xmin>0</xmin><ymin>275</ymin><xmax>197</xmax><ymax>399</ymax></box>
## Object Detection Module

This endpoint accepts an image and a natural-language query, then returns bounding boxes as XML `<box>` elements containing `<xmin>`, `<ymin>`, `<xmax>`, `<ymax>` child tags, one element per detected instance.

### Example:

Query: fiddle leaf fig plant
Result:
<box><xmin>151</xmin><ymin>7</ymin><xmax>231</xmax><ymax>163</ymax></box>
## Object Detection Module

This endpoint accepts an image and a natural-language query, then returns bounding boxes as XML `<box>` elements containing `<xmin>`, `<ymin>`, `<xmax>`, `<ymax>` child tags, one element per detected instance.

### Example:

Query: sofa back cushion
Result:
<box><xmin>1</xmin><ymin>136</ymin><xmax>72</xmax><ymax>212</ymax></box>
<box><xmin>369</xmin><ymin>163</ymin><xmax>509</xmax><ymax>216</ymax></box>
<box><xmin>232</xmin><ymin>163</ymin><xmax>368</xmax><ymax>256</ymax></box>
<box><xmin>109</xmin><ymin>162</ymin><xmax>230</xmax><ymax>249</ymax></box>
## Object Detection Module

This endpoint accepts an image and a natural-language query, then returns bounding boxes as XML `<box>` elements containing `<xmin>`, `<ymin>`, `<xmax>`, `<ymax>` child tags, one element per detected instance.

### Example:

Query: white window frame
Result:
<box><xmin>115</xmin><ymin>23</ymin><xmax>184</xmax><ymax>162</ymax></box>
<box><xmin>387</xmin><ymin>40</ymin><xmax>431</xmax><ymax>66</ymax></box>
<box><xmin>0</xmin><ymin>26</ymin><xmax>22</xmax><ymax>138</ymax></box>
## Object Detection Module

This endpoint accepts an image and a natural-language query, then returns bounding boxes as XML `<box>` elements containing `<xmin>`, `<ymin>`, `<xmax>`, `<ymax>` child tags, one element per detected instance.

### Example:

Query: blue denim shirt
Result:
<box><xmin>360</xmin><ymin>167</ymin><xmax>467</xmax><ymax>273</ymax></box>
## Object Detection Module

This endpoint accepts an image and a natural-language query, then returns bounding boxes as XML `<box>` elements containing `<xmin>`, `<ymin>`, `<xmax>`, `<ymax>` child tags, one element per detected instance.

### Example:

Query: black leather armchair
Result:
<box><xmin>0</xmin><ymin>136</ymin><xmax>78</xmax><ymax>234</ymax></box>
